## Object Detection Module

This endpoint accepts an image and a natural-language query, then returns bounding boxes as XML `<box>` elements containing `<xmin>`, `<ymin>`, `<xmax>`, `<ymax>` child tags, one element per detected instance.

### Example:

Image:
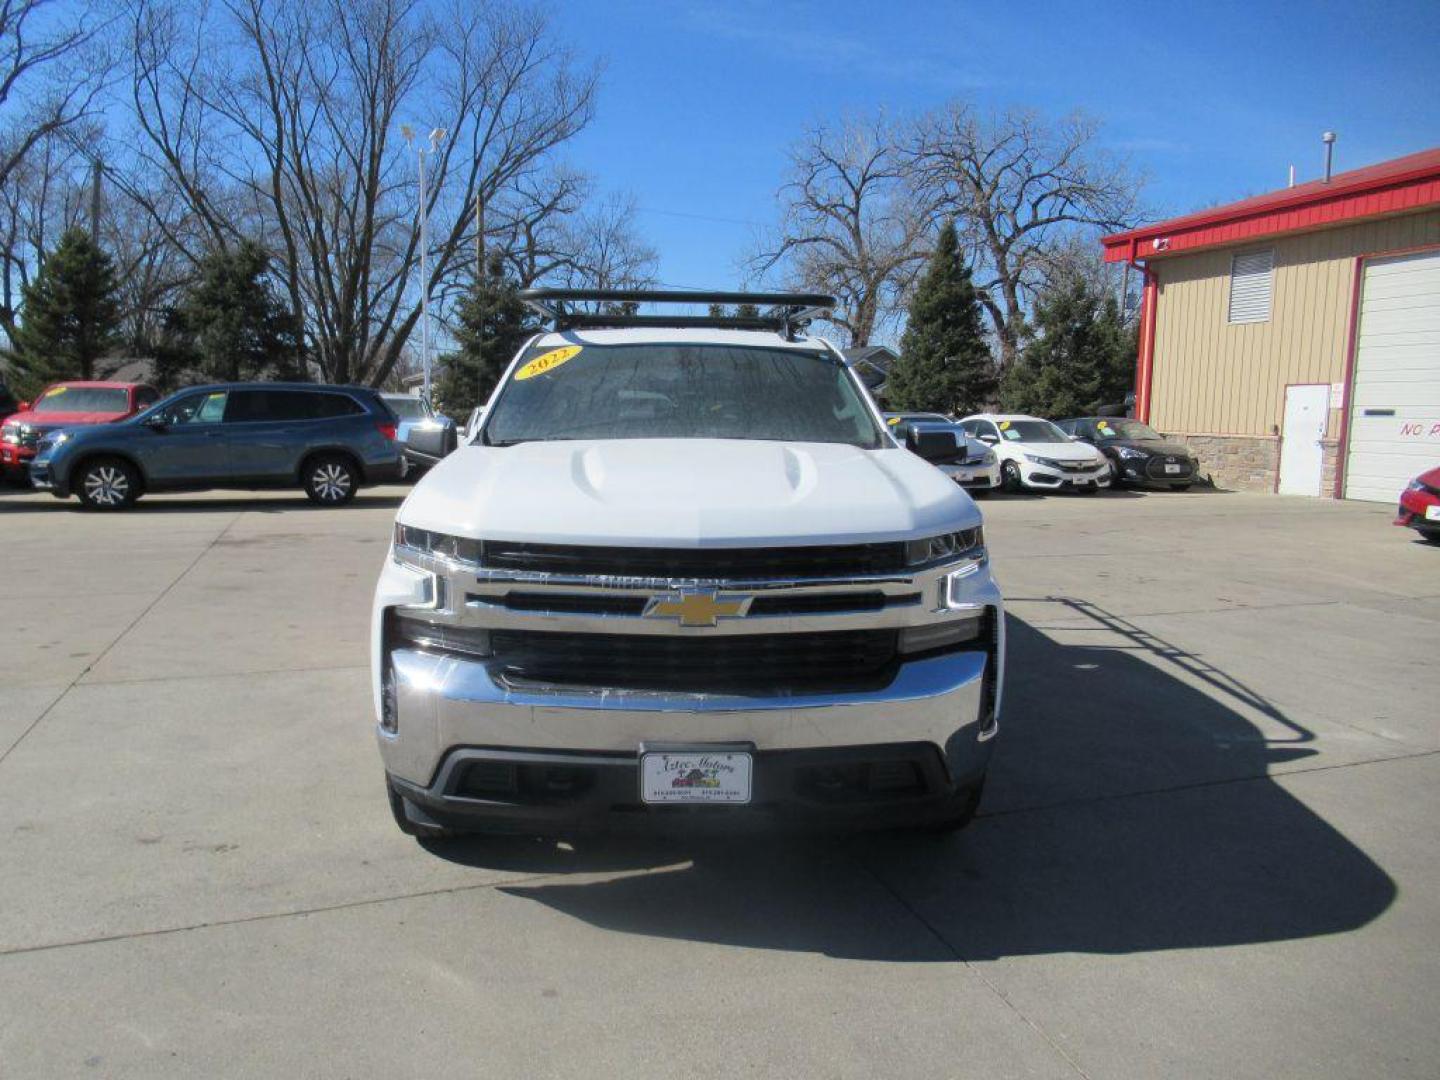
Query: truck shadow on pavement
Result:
<box><xmin>434</xmin><ymin>608</ymin><xmax>1396</xmax><ymax>961</ymax></box>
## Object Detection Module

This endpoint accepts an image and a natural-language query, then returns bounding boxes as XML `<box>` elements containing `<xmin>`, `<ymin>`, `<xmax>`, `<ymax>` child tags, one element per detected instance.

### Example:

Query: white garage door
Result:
<box><xmin>1343</xmin><ymin>248</ymin><xmax>1440</xmax><ymax>502</ymax></box>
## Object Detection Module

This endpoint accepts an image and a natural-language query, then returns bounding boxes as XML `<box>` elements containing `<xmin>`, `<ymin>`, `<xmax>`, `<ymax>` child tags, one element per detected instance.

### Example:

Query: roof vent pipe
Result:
<box><xmin>1322</xmin><ymin>131</ymin><xmax>1337</xmax><ymax>182</ymax></box>
<box><xmin>1288</xmin><ymin>164</ymin><xmax>1295</xmax><ymax>188</ymax></box>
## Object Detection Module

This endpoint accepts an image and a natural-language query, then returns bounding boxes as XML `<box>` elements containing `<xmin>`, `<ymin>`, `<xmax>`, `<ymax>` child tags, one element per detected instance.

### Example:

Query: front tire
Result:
<box><xmin>1001</xmin><ymin>460</ymin><xmax>1023</xmax><ymax>493</ymax></box>
<box><xmin>304</xmin><ymin>453</ymin><xmax>358</xmax><ymax>506</ymax></box>
<box><xmin>76</xmin><ymin>457</ymin><xmax>141</xmax><ymax>510</ymax></box>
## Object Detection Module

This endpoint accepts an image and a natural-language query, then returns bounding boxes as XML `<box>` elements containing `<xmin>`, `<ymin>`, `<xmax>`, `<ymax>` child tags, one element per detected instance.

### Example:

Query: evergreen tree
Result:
<box><xmin>886</xmin><ymin>221</ymin><xmax>995</xmax><ymax>415</ymax></box>
<box><xmin>172</xmin><ymin>241</ymin><xmax>304</xmax><ymax>383</ymax></box>
<box><xmin>437</xmin><ymin>256</ymin><xmax>538</xmax><ymax>412</ymax></box>
<box><xmin>8</xmin><ymin>228</ymin><xmax>122</xmax><ymax>395</ymax></box>
<box><xmin>999</xmin><ymin>275</ymin><xmax>1136</xmax><ymax>418</ymax></box>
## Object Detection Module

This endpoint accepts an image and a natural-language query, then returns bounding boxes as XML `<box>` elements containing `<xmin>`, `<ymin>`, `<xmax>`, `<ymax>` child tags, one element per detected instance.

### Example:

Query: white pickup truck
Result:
<box><xmin>372</xmin><ymin>290</ymin><xmax>1004</xmax><ymax>838</ymax></box>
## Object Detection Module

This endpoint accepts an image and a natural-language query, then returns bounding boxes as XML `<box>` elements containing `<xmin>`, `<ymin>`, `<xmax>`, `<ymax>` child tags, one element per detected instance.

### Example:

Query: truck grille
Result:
<box><xmin>490</xmin><ymin>628</ymin><xmax>900</xmax><ymax>693</ymax></box>
<box><xmin>473</xmin><ymin>589</ymin><xmax>918</xmax><ymax>618</ymax></box>
<box><xmin>479</xmin><ymin>541</ymin><xmax>907</xmax><ymax>580</ymax></box>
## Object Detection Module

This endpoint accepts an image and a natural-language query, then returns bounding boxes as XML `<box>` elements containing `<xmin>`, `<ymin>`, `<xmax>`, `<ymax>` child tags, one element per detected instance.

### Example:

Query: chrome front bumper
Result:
<box><xmin>372</xmin><ymin>546</ymin><xmax>1004</xmax><ymax>792</ymax></box>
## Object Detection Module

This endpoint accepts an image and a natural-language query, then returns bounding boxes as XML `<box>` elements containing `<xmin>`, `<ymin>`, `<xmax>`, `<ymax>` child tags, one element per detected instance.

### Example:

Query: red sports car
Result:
<box><xmin>1</xmin><ymin>381</ymin><xmax>159</xmax><ymax>483</ymax></box>
<box><xmin>1395</xmin><ymin>466</ymin><xmax>1440</xmax><ymax>544</ymax></box>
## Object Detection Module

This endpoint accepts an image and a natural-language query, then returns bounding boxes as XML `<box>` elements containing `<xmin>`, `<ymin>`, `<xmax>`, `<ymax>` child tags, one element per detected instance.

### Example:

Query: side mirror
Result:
<box><xmin>143</xmin><ymin>414</ymin><xmax>169</xmax><ymax>431</ymax></box>
<box><xmin>907</xmin><ymin>427</ymin><xmax>959</xmax><ymax>464</ymax></box>
<box><xmin>18</xmin><ymin>400</ymin><xmax>30</xmax><ymax>411</ymax></box>
<box><xmin>405</xmin><ymin>423</ymin><xmax>451</xmax><ymax>462</ymax></box>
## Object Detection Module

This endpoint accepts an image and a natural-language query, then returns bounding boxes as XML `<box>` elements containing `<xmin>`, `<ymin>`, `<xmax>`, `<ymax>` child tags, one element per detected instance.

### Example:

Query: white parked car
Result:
<box><xmin>373</xmin><ymin>289</ymin><xmax>1004</xmax><ymax>839</ymax></box>
<box><xmin>958</xmin><ymin>413</ymin><xmax>1110</xmax><ymax>494</ymax></box>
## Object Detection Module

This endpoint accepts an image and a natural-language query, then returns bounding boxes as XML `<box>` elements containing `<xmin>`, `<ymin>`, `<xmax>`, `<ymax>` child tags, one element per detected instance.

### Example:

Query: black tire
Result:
<box><xmin>75</xmin><ymin>456</ymin><xmax>141</xmax><ymax>510</ymax></box>
<box><xmin>303</xmin><ymin>453</ymin><xmax>359</xmax><ymax>506</ymax></box>
<box><xmin>387</xmin><ymin>779</ymin><xmax>456</xmax><ymax>840</ymax></box>
<box><xmin>916</xmin><ymin>777</ymin><xmax>986</xmax><ymax>834</ymax></box>
<box><xmin>1001</xmin><ymin>460</ymin><xmax>1023</xmax><ymax>493</ymax></box>
<box><xmin>1422</xmin><ymin>531</ymin><xmax>1440</xmax><ymax>546</ymax></box>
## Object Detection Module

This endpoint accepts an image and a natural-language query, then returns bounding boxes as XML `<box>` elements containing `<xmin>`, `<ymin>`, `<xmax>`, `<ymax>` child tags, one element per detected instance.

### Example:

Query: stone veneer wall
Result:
<box><xmin>1164</xmin><ymin>434</ymin><xmax>1279</xmax><ymax>493</ymax></box>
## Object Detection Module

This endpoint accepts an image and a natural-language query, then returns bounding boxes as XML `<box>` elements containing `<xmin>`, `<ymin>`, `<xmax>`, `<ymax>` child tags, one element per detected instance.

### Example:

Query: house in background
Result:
<box><xmin>843</xmin><ymin>345</ymin><xmax>897</xmax><ymax>405</ymax></box>
<box><xmin>1102</xmin><ymin>147</ymin><xmax>1440</xmax><ymax>501</ymax></box>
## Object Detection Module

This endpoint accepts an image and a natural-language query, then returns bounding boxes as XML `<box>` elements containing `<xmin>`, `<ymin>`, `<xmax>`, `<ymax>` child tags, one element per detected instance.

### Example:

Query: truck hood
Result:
<box><xmin>399</xmin><ymin>438</ymin><xmax>979</xmax><ymax>547</ymax></box>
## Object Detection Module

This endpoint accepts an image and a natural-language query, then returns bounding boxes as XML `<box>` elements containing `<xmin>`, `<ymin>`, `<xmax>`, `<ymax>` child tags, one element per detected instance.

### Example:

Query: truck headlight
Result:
<box><xmin>1</xmin><ymin>424</ymin><xmax>17</xmax><ymax>445</ymax></box>
<box><xmin>981</xmin><ymin>449</ymin><xmax>997</xmax><ymax>465</ymax></box>
<box><xmin>905</xmin><ymin>526</ymin><xmax>985</xmax><ymax>567</ymax></box>
<box><xmin>393</xmin><ymin>523</ymin><xmax>482</xmax><ymax>566</ymax></box>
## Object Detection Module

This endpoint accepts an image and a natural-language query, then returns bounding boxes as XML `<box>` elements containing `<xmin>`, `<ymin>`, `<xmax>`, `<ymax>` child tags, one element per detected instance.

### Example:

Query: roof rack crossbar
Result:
<box><xmin>517</xmin><ymin>288</ymin><xmax>837</xmax><ymax>340</ymax></box>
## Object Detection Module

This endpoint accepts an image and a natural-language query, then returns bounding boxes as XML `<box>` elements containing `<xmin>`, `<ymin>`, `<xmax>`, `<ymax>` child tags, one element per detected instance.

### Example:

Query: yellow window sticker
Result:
<box><xmin>515</xmin><ymin>345</ymin><xmax>582</xmax><ymax>381</ymax></box>
<box><xmin>46</xmin><ymin>386</ymin><xmax>68</xmax><ymax>397</ymax></box>
<box><xmin>998</xmin><ymin>420</ymin><xmax>1011</xmax><ymax>430</ymax></box>
<box><xmin>887</xmin><ymin>416</ymin><xmax>901</xmax><ymax>426</ymax></box>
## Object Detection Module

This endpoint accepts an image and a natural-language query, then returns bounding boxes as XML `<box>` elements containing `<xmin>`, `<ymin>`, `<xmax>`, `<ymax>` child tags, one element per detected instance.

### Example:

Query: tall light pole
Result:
<box><xmin>403</xmin><ymin>124</ymin><xmax>446</xmax><ymax>404</ymax></box>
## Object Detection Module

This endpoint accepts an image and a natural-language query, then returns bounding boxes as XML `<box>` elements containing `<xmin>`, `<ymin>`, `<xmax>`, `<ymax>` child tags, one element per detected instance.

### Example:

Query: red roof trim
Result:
<box><xmin>1102</xmin><ymin>148</ymin><xmax>1440</xmax><ymax>262</ymax></box>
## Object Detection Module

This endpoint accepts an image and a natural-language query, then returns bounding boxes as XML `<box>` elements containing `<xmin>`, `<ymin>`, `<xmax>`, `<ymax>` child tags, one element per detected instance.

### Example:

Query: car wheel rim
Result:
<box><xmin>312</xmin><ymin>463</ymin><xmax>352</xmax><ymax>501</ymax></box>
<box><xmin>84</xmin><ymin>466</ymin><xmax>129</xmax><ymax>505</ymax></box>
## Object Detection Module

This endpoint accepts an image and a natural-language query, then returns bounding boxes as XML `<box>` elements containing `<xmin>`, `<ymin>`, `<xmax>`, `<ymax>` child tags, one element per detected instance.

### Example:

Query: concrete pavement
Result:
<box><xmin>0</xmin><ymin>483</ymin><xmax>1436</xmax><ymax>1078</ymax></box>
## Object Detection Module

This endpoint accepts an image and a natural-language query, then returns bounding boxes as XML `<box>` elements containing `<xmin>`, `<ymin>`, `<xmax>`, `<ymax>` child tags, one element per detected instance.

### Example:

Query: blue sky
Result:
<box><xmin>556</xmin><ymin>0</ymin><xmax>1440</xmax><ymax>291</ymax></box>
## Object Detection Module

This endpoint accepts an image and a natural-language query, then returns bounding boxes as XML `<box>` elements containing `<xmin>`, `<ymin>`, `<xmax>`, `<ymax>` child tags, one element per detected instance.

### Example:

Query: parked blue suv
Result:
<box><xmin>29</xmin><ymin>383</ymin><xmax>403</xmax><ymax>509</ymax></box>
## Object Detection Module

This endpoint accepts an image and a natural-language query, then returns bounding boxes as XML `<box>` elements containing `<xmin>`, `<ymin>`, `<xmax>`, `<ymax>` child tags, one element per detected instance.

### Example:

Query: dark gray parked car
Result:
<box><xmin>29</xmin><ymin>383</ymin><xmax>403</xmax><ymax>509</ymax></box>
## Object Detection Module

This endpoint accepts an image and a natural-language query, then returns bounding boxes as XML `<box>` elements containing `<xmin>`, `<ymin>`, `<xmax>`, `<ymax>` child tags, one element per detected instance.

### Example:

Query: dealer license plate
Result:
<box><xmin>1164</xmin><ymin>463</ymin><xmax>1182</xmax><ymax>474</ymax></box>
<box><xmin>640</xmin><ymin>749</ymin><xmax>752</xmax><ymax>804</ymax></box>
<box><xmin>1425</xmin><ymin>505</ymin><xmax>1440</xmax><ymax>522</ymax></box>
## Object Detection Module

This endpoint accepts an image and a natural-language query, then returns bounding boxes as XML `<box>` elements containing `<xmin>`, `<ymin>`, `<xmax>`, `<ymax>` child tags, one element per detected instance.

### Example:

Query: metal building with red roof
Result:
<box><xmin>1100</xmin><ymin>148</ymin><xmax>1440</xmax><ymax>500</ymax></box>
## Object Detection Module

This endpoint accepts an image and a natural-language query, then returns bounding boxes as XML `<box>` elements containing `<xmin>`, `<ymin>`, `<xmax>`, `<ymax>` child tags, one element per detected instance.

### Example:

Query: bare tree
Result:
<box><xmin>0</xmin><ymin>129</ymin><xmax>92</xmax><ymax>344</ymax></box>
<box><xmin>752</xmin><ymin>115</ymin><xmax>932</xmax><ymax>346</ymax></box>
<box><xmin>121</xmin><ymin>0</ymin><xmax>599</xmax><ymax>385</ymax></box>
<box><xmin>0</xmin><ymin>0</ymin><xmax>109</xmax><ymax>193</ymax></box>
<box><xmin>550</xmin><ymin>191</ymin><xmax>658</xmax><ymax>295</ymax></box>
<box><xmin>905</xmin><ymin>104</ymin><xmax>1144</xmax><ymax>370</ymax></box>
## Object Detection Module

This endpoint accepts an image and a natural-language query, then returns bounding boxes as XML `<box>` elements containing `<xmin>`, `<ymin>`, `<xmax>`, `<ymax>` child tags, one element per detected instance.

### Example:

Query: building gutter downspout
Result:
<box><xmin>1126</xmin><ymin>240</ymin><xmax>1159</xmax><ymax>423</ymax></box>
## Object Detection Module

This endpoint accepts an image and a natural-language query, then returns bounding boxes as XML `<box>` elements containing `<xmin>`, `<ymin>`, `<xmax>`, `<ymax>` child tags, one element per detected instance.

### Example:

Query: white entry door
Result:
<box><xmin>1278</xmin><ymin>384</ymin><xmax>1329</xmax><ymax>496</ymax></box>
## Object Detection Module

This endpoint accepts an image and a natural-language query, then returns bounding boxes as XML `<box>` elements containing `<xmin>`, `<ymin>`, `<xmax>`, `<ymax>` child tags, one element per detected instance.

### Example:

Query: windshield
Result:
<box><xmin>32</xmin><ymin>387</ymin><xmax>130</xmax><ymax>414</ymax></box>
<box><xmin>385</xmin><ymin>397</ymin><xmax>427</xmax><ymax>420</ymax></box>
<box><xmin>998</xmin><ymin>419</ymin><xmax>1071</xmax><ymax>444</ymax></box>
<box><xmin>483</xmin><ymin>341</ymin><xmax>883</xmax><ymax>447</ymax></box>
<box><xmin>1094</xmin><ymin>419</ymin><xmax>1162</xmax><ymax>441</ymax></box>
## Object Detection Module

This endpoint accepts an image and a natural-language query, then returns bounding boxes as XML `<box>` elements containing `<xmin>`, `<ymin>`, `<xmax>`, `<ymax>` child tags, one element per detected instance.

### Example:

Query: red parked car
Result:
<box><xmin>1</xmin><ymin>381</ymin><xmax>160</xmax><ymax>483</ymax></box>
<box><xmin>1396</xmin><ymin>466</ymin><xmax>1440</xmax><ymax>544</ymax></box>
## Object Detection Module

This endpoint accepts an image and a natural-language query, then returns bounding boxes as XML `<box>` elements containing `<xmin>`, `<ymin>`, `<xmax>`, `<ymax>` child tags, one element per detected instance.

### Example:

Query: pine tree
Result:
<box><xmin>999</xmin><ymin>275</ymin><xmax>1136</xmax><ymax>418</ymax></box>
<box><xmin>437</xmin><ymin>256</ymin><xmax>538</xmax><ymax>412</ymax></box>
<box><xmin>8</xmin><ymin>228</ymin><xmax>122</xmax><ymax>395</ymax></box>
<box><xmin>887</xmin><ymin>221</ymin><xmax>995</xmax><ymax>415</ymax></box>
<box><xmin>172</xmin><ymin>241</ymin><xmax>304</xmax><ymax>383</ymax></box>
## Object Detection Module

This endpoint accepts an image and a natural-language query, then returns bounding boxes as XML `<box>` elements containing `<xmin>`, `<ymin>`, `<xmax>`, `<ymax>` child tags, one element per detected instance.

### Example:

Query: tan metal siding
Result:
<box><xmin>1149</xmin><ymin>209</ymin><xmax>1440</xmax><ymax>436</ymax></box>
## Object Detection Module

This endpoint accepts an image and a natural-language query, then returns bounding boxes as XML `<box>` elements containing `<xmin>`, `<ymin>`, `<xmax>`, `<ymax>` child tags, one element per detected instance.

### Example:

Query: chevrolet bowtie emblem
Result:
<box><xmin>642</xmin><ymin>589</ymin><xmax>754</xmax><ymax>627</ymax></box>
